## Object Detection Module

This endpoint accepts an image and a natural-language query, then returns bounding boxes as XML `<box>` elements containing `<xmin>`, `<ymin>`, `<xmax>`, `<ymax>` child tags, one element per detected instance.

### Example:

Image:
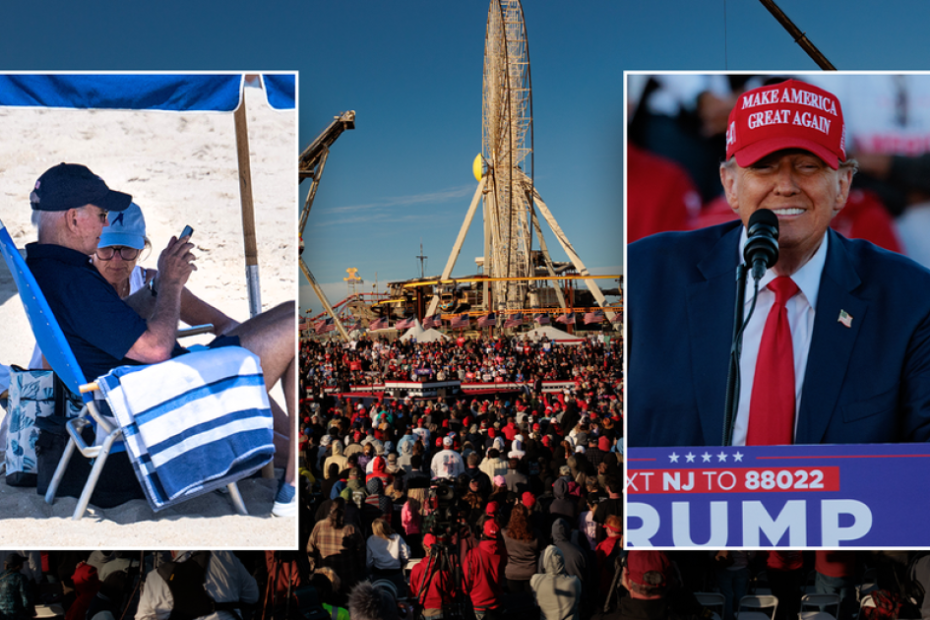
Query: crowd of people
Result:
<box><xmin>292</xmin><ymin>330</ymin><xmax>624</xmax><ymax>618</ymax></box>
<box><xmin>8</xmin><ymin>327</ymin><xmax>930</xmax><ymax>619</ymax></box>
<box><xmin>299</xmin><ymin>332</ymin><xmax>621</xmax><ymax>393</ymax></box>
<box><xmin>7</xmin><ymin>546</ymin><xmax>930</xmax><ymax>620</ymax></box>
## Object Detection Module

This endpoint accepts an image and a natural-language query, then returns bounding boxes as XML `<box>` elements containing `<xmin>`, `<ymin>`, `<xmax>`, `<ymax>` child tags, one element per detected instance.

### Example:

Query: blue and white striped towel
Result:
<box><xmin>96</xmin><ymin>346</ymin><xmax>274</xmax><ymax>512</ymax></box>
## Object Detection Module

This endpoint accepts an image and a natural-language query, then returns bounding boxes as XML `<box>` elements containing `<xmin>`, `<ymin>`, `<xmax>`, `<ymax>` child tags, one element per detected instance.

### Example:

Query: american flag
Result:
<box><xmin>477</xmin><ymin>312</ymin><xmax>497</xmax><ymax>327</ymax></box>
<box><xmin>534</xmin><ymin>313</ymin><xmax>550</xmax><ymax>325</ymax></box>
<box><xmin>610</xmin><ymin>311</ymin><xmax>623</xmax><ymax>324</ymax></box>
<box><xmin>395</xmin><ymin>317</ymin><xmax>416</xmax><ymax>330</ymax></box>
<box><xmin>503</xmin><ymin>312</ymin><xmax>524</xmax><ymax>328</ymax></box>
<box><xmin>314</xmin><ymin>317</ymin><xmax>334</xmax><ymax>334</ymax></box>
<box><xmin>555</xmin><ymin>312</ymin><xmax>575</xmax><ymax>324</ymax></box>
<box><xmin>422</xmin><ymin>315</ymin><xmax>439</xmax><ymax>329</ymax></box>
<box><xmin>369</xmin><ymin>316</ymin><xmax>388</xmax><ymax>331</ymax></box>
<box><xmin>584</xmin><ymin>309</ymin><xmax>606</xmax><ymax>324</ymax></box>
<box><xmin>450</xmin><ymin>313</ymin><xmax>470</xmax><ymax>329</ymax></box>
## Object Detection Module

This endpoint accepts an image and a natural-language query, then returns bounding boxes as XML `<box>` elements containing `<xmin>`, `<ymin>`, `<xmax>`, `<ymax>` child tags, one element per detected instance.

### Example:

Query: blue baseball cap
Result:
<box><xmin>30</xmin><ymin>163</ymin><xmax>132</xmax><ymax>212</ymax></box>
<box><xmin>99</xmin><ymin>203</ymin><xmax>146</xmax><ymax>250</ymax></box>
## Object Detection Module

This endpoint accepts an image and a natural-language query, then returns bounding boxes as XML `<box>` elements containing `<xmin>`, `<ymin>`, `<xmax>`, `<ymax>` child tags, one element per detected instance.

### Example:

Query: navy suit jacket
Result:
<box><xmin>628</xmin><ymin>221</ymin><xmax>930</xmax><ymax>446</ymax></box>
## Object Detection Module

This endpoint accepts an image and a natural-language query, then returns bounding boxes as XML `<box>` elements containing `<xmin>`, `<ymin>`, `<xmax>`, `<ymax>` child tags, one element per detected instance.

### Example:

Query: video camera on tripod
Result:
<box><xmin>413</xmin><ymin>480</ymin><xmax>468</xmax><ymax>620</ymax></box>
<box><xmin>427</xmin><ymin>480</ymin><xmax>460</xmax><ymax>539</ymax></box>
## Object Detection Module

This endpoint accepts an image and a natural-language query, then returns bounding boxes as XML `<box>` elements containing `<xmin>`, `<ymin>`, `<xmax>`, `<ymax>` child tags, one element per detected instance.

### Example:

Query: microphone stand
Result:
<box><xmin>725</xmin><ymin>210</ymin><xmax>778</xmax><ymax>445</ymax></box>
<box><xmin>722</xmin><ymin>264</ymin><xmax>747</xmax><ymax>446</ymax></box>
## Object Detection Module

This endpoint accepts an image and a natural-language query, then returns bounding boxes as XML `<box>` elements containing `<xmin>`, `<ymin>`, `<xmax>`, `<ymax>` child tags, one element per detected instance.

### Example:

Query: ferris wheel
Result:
<box><xmin>482</xmin><ymin>0</ymin><xmax>535</xmax><ymax>309</ymax></box>
<box><xmin>428</xmin><ymin>0</ymin><xmax>613</xmax><ymax>318</ymax></box>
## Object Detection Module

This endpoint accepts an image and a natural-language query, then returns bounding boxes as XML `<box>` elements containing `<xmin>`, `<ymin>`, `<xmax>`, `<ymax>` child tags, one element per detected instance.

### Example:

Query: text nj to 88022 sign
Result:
<box><xmin>625</xmin><ymin>444</ymin><xmax>930</xmax><ymax>548</ymax></box>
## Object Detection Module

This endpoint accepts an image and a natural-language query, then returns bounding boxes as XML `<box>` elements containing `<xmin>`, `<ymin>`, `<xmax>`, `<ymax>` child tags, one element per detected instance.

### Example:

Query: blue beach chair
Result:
<box><xmin>0</xmin><ymin>217</ymin><xmax>274</xmax><ymax>519</ymax></box>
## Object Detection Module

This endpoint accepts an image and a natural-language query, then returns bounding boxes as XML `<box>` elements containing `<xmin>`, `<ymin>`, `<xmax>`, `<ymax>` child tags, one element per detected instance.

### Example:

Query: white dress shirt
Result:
<box><xmin>731</xmin><ymin>229</ymin><xmax>828</xmax><ymax>446</ymax></box>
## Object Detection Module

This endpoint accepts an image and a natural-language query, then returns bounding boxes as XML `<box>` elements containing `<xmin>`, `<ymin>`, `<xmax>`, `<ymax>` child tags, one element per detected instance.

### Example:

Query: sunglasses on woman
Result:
<box><xmin>95</xmin><ymin>246</ymin><xmax>141</xmax><ymax>261</ymax></box>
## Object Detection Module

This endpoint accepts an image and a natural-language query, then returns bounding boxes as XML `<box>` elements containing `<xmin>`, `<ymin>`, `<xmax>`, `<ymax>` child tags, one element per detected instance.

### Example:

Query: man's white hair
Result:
<box><xmin>31</xmin><ymin>209</ymin><xmax>67</xmax><ymax>230</ymax></box>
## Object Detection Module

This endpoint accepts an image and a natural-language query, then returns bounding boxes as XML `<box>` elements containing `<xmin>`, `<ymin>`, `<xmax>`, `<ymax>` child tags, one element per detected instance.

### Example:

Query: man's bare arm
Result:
<box><xmin>125</xmin><ymin>236</ymin><xmax>195</xmax><ymax>363</ymax></box>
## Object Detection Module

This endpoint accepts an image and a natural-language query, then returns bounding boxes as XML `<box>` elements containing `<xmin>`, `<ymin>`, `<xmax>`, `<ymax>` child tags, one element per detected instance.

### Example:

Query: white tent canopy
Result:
<box><xmin>399</xmin><ymin>320</ymin><xmax>449</xmax><ymax>342</ymax></box>
<box><xmin>522</xmin><ymin>325</ymin><xmax>585</xmax><ymax>344</ymax></box>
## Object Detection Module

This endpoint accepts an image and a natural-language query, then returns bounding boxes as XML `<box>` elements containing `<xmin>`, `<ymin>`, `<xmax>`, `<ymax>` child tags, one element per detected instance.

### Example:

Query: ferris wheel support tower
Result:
<box><xmin>427</xmin><ymin>0</ymin><xmax>613</xmax><ymax>319</ymax></box>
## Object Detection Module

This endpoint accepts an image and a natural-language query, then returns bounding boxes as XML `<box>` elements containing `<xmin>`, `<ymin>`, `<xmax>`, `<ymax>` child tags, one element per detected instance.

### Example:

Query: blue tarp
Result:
<box><xmin>0</xmin><ymin>74</ymin><xmax>295</xmax><ymax>111</ymax></box>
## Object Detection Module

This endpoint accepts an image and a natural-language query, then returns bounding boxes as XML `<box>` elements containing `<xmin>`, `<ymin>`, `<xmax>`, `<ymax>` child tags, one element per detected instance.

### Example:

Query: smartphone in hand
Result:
<box><xmin>180</xmin><ymin>225</ymin><xmax>194</xmax><ymax>239</ymax></box>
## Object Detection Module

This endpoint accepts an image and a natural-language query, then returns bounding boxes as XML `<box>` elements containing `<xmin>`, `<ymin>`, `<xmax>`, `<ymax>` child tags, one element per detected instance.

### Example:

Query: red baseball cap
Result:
<box><xmin>483</xmin><ymin>519</ymin><xmax>501</xmax><ymax>538</ymax></box>
<box><xmin>486</xmin><ymin>501</ymin><xmax>499</xmax><ymax>515</ymax></box>
<box><xmin>725</xmin><ymin>79</ymin><xmax>846</xmax><ymax>170</ymax></box>
<box><xmin>627</xmin><ymin>551</ymin><xmax>670</xmax><ymax>588</ymax></box>
<box><xmin>423</xmin><ymin>533</ymin><xmax>437</xmax><ymax>548</ymax></box>
<box><xmin>522</xmin><ymin>491</ymin><xmax>536</xmax><ymax>509</ymax></box>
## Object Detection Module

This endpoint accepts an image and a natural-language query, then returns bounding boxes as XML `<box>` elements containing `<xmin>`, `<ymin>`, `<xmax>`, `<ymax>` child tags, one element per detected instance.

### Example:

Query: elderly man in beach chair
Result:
<box><xmin>25</xmin><ymin>162</ymin><xmax>298</xmax><ymax>517</ymax></box>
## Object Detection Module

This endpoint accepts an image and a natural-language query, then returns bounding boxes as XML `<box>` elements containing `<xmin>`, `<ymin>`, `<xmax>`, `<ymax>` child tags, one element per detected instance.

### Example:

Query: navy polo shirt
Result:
<box><xmin>26</xmin><ymin>243</ymin><xmax>182</xmax><ymax>381</ymax></box>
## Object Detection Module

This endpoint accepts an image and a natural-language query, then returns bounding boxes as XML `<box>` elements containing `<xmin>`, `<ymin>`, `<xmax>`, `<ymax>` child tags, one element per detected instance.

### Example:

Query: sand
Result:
<box><xmin>0</xmin><ymin>77</ymin><xmax>298</xmax><ymax>549</ymax></box>
<box><xmin>0</xmin><ymin>468</ymin><xmax>294</xmax><ymax>549</ymax></box>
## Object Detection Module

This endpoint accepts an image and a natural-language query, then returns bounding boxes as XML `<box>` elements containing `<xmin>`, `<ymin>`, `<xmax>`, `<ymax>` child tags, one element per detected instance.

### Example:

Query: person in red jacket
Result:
<box><xmin>463</xmin><ymin>520</ymin><xmax>508</xmax><ymax>620</ymax></box>
<box><xmin>595</xmin><ymin>514</ymin><xmax>624</xmax><ymax>601</ymax></box>
<box><xmin>409</xmin><ymin>534</ymin><xmax>454</xmax><ymax>618</ymax></box>
<box><xmin>366</xmin><ymin>455</ymin><xmax>392</xmax><ymax>487</ymax></box>
<box><xmin>501</xmin><ymin>417</ymin><xmax>519</xmax><ymax>441</ymax></box>
<box><xmin>627</xmin><ymin>142</ymin><xmax>702</xmax><ymax>243</ymax></box>
<box><xmin>66</xmin><ymin>561</ymin><xmax>101</xmax><ymax>620</ymax></box>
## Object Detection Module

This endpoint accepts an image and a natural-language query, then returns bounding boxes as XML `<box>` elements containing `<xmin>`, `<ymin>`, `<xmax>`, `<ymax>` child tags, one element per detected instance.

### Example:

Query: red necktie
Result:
<box><xmin>747</xmin><ymin>276</ymin><xmax>799</xmax><ymax>445</ymax></box>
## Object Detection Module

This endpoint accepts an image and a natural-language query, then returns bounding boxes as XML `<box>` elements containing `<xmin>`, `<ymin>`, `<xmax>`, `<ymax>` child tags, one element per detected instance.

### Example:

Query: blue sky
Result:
<box><xmin>2</xmin><ymin>1</ymin><xmax>929</xmax><ymax>315</ymax></box>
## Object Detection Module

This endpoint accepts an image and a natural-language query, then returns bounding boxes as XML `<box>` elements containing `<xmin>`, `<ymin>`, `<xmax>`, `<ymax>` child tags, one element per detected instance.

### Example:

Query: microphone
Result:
<box><xmin>743</xmin><ymin>209</ymin><xmax>779</xmax><ymax>281</ymax></box>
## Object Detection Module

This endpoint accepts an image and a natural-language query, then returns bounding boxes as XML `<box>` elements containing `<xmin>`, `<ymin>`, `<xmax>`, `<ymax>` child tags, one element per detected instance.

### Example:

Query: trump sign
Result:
<box><xmin>625</xmin><ymin>444</ymin><xmax>930</xmax><ymax>547</ymax></box>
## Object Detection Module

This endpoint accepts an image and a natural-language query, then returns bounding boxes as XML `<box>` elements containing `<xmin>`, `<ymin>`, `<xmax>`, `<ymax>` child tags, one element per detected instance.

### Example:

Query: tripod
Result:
<box><xmin>415</xmin><ymin>538</ymin><xmax>467</xmax><ymax>620</ymax></box>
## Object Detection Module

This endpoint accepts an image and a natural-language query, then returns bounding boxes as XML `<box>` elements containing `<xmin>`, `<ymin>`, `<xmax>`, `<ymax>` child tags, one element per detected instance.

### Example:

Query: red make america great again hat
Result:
<box><xmin>725</xmin><ymin>79</ymin><xmax>846</xmax><ymax>169</ymax></box>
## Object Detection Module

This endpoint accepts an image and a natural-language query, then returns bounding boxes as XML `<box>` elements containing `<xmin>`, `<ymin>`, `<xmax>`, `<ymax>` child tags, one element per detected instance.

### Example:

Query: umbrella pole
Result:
<box><xmin>235</xmin><ymin>84</ymin><xmax>275</xmax><ymax>479</ymax></box>
<box><xmin>234</xmin><ymin>94</ymin><xmax>262</xmax><ymax>319</ymax></box>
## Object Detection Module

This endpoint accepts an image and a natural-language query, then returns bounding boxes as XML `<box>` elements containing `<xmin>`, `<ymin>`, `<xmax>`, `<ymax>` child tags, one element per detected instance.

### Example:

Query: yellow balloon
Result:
<box><xmin>473</xmin><ymin>153</ymin><xmax>483</xmax><ymax>182</ymax></box>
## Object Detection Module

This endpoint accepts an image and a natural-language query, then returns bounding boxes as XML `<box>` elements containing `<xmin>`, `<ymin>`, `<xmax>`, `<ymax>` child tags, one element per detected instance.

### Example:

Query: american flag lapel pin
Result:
<box><xmin>838</xmin><ymin>309</ymin><xmax>853</xmax><ymax>328</ymax></box>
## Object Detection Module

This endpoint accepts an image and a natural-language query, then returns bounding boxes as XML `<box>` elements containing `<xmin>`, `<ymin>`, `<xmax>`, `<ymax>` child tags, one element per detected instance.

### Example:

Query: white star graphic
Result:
<box><xmin>685</xmin><ymin>452</ymin><xmax>696</xmax><ymax>463</ymax></box>
<box><xmin>717</xmin><ymin>452</ymin><xmax>728</xmax><ymax>462</ymax></box>
<box><xmin>669</xmin><ymin>452</ymin><xmax>679</xmax><ymax>463</ymax></box>
<box><xmin>733</xmin><ymin>452</ymin><xmax>744</xmax><ymax>462</ymax></box>
<box><xmin>701</xmin><ymin>452</ymin><xmax>712</xmax><ymax>462</ymax></box>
